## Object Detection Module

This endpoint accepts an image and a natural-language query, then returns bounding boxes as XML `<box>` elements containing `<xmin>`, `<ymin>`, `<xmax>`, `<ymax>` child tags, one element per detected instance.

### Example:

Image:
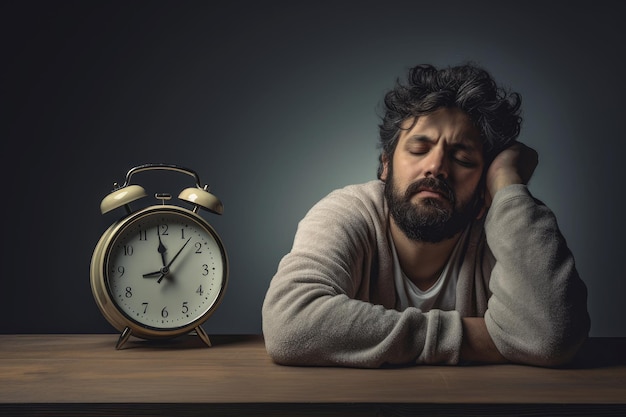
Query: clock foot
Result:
<box><xmin>194</xmin><ymin>326</ymin><xmax>212</xmax><ymax>347</ymax></box>
<box><xmin>116</xmin><ymin>327</ymin><xmax>133</xmax><ymax>350</ymax></box>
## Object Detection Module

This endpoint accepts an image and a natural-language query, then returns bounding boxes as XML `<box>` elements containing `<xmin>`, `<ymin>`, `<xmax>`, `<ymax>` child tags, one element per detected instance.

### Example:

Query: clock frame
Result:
<box><xmin>89</xmin><ymin>164</ymin><xmax>228</xmax><ymax>349</ymax></box>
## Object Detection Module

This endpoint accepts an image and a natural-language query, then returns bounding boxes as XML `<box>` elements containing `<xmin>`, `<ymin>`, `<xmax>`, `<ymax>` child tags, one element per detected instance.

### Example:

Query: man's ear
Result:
<box><xmin>380</xmin><ymin>153</ymin><xmax>390</xmax><ymax>181</ymax></box>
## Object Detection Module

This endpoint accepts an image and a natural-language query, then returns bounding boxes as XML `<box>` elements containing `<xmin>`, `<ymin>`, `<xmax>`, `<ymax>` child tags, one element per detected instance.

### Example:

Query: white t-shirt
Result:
<box><xmin>391</xmin><ymin>227</ymin><xmax>468</xmax><ymax>312</ymax></box>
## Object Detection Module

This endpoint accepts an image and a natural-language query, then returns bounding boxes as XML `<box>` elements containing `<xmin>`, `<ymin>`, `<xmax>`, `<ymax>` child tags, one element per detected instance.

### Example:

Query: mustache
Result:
<box><xmin>404</xmin><ymin>177</ymin><xmax>455</xmax><ymax>204</ymax></box>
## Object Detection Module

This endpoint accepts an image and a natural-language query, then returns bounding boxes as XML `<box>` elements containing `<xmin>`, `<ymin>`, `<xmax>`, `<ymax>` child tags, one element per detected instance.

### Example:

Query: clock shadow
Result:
<box><xmin>118</xmin><ymin>333</ymin><xmax>261</xmax><ymax>350</ymax></box>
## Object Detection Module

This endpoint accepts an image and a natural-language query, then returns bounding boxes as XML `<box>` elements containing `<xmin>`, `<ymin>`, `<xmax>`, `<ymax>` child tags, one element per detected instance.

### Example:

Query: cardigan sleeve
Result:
<box><xmin>261</xmin><ymin>184</ymin><xmax>463</xmax><ymax>368</ymax></box>
<box><xmin>483</xmin><ymin>184</ymin><xmax>590</xmax><ymax>366</ymax></box>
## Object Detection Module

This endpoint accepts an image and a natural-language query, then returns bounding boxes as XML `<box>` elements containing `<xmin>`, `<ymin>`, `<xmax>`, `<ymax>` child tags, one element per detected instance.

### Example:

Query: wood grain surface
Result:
<box><xmin>1</xmin><ymin>334</ymin><xmax>624</xmax><ymax>416</ymax></box>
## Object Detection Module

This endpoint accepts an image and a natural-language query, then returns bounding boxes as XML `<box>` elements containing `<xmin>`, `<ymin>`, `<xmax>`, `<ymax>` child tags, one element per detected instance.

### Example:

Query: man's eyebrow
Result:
<box><xmin>406</xmin><ymin>135</ymin><xmax>434</xmax><ymax>144</ymax></box>
<box><xmin>450</xmin><ymin>141</ymin><xmax>480</xmax><ymax>152</ymax></box>
<box><xmin>406</xmin><ymin>135</ymin><xmax>481</xmax><ymax>152</ymax></box>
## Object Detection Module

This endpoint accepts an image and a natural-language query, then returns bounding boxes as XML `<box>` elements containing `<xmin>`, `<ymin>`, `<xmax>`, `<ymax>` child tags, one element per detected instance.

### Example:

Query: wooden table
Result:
<box><xmin>1</xmin><ymin>334</ymin><xmax>625</xmax><ymax>416</ymax></box>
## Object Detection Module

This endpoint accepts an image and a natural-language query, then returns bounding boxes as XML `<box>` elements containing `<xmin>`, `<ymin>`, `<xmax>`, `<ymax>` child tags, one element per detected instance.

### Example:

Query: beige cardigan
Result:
<box><xmin>262</xmin><ymin>181</ymin><xmax>590</xmax><ymax>367</ymax></box>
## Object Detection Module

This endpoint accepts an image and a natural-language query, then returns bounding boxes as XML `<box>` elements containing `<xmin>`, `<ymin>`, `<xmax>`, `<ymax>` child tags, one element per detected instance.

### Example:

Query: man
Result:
<box><xmin>262</xmin><ymin>63</ymin><xmax>590</xmax><ymax>368</ymax></box>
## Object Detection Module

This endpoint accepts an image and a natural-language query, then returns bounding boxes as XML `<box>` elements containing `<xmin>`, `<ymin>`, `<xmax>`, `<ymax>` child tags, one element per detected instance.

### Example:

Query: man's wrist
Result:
<box><xmin>488</xmin><ymin>172</ymin><xmax>523</xmax><ymax>199</ymax></box>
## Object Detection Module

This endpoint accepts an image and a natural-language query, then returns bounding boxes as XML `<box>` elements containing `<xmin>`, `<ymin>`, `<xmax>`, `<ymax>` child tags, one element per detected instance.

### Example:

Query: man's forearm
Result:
<box><xmin>460</xmin><ymin>317</ymin><xmax>508</xmax><ymax>364</ymax></box>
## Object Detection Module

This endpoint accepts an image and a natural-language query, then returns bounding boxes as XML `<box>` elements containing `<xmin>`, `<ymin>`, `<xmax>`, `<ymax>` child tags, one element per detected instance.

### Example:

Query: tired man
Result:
<box><xmin>262</xmin><ymin>63</ymin><xmax>590</xmax><ymax>368</ymax></box>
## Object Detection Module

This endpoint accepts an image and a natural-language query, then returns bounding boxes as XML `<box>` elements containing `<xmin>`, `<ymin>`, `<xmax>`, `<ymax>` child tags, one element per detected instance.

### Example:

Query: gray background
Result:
<box><xmin>2</xmin><ymin>1</ymin><xmax>624</xmax><ymax>337</ymax></box>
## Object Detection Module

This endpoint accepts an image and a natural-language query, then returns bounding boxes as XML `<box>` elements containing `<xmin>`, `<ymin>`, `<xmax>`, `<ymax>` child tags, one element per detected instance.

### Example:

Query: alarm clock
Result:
<box><xmin>90</xmin><ymin>164</ymin><xmax>229</xmax><ymax>349</ymax></box>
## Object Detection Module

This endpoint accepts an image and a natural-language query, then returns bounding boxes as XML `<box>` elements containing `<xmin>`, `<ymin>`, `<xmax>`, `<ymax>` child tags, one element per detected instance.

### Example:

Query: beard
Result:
<box><xmin>384</xmin><ymin>172</ymin><xmax>482</xmax><ymax>243</ymax></box>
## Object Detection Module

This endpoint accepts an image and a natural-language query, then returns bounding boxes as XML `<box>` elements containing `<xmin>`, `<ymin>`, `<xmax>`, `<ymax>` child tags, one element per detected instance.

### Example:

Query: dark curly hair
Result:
<box><xmin>377</xmin><ymin>63</ymin><xmax>522</xmax><ymax>179</ymax></box>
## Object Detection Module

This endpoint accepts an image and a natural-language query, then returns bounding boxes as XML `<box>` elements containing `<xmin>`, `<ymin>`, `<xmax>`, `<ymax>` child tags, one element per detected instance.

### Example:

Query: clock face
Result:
<box><xmin>103</xmin><ymin>207</ymin><xmax>227</xmax><ymax>331</ymax></box>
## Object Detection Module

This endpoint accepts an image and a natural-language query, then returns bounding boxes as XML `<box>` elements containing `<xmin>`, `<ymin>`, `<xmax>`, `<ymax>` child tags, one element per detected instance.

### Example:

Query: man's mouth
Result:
<box><xmin>417</xmin><ymin>187</ymin><xmax>448</xmax><ymax>200</ymax></box>
<box><xmin>405</xmin><ymin>179</ymin><xmax>455</xmax><ymax>204</ymax></box>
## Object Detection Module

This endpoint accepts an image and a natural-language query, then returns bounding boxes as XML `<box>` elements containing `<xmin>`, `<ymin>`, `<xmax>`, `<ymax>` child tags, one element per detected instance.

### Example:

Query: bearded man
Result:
<box><xmin>262</xmin><ymin>63</ymin><xmax>590</xmax><ymax>367</ymax></box>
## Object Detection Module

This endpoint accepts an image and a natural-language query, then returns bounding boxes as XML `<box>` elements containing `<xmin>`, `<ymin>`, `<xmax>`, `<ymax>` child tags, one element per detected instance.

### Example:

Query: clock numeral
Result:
<box><xmin>201</xmin><ymin>264</ymin><xmax>209</xmax><ymax>276</ymax></box>
<box><xmin>180</xmin><ymin>228</ymin><xmax>186</xmax><ymax>240</ymax></box>
<box><xmin>196</xmin><ymin>285</ymin><xmax>204</xmax><ymax>296</ymax></box>
<box><xmin>125</xmin><ymin>287</ymin><xmax>132</xmax><ymax>298</ymax></box>
<box><xmin>160</xmin><ymin>224</ymin><xmax>169</xmax><ymax>235</ymax></box>
<box><xmin>117</xmin><ymin>266</ymin><xmax>125</xmax><ymax>277</ymax></box>
<box><xmin>138</xmin><ymin>229</ymin><xmax>147</xmax><ymax>241</ymax></box>
<box><xmin>182</xmin><ymin>302</ymin><xmax>189</xmax><ymax>314</ymax></box>
<box><xmin>161</xmin><ymin>307</ymin><xmax>169</xmax><ymax>318</ymax></box>
<box><xmin>123</xmin><ymin>245</ymin><xmax>134</xmax><ymax>256</ymax></box>
<box><xmin>142</xmin><ymin>302</ymin><xmax>148</xmax><ymax>313</ymax></box>
<box><xmin>195</xmin><ymin>242</ymin><xmax>202</xmax><ymax>254</ymax></box>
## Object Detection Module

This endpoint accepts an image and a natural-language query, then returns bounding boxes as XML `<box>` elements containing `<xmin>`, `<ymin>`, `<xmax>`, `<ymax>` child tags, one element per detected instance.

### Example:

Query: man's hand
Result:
<box><xmin>484</xmin><ymin>142</ymin><xmax>538</xmax><ymax>206</ymax></box>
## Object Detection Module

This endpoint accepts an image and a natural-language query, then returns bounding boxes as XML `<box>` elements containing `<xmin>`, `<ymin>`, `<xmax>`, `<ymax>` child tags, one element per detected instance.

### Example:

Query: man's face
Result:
<box><xmin>381</xmin><ymin>107</ymin><xmax>485</xmax><ymax>243</ymax></box>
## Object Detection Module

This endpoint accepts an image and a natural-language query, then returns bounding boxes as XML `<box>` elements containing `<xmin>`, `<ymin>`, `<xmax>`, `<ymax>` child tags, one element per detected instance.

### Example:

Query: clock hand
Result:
<box><xmin>157</xmin><ymin>237</ymin><xmax>192</xmax><ymax>283</ymax></box>
<box><xmin>143</xmin><ymin>226</ymin><xmax>169</xmax><ymax>278</ymax></box>
<box><xmin>143</xmin><ymin>225</ymin><xmax>169</xmax><ymax>278</ymax></box>
<box><xmin>165</xmin><ymin>237</ymin><xmax>192</xmax><ymax>268</ymax></box>
<box><xmin>157</xmin><ymin>226</ymin><xmax>167</xmax><ymax>266</ymax></box>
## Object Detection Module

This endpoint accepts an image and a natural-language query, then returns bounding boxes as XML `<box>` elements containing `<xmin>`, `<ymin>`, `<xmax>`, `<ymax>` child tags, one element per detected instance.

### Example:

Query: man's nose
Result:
<box><xmin>424</xmin><ymin>149</ymin><xmax>448</xmax><ymax>179</ymax></box>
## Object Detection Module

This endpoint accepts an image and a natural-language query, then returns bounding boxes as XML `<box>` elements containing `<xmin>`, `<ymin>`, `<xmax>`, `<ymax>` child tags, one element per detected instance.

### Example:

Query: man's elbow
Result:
<box><xmin>262</xmin><ymin>323</ymin><xmax>320</xmax><ymax>366</ymax></box>
<box><xmin>262</xmin><ymin>306</ymin><xmax>318</xmax><ymax>366</ymax></box>
<box><xmin>529</xmin><ymin>332</ymin><xmax>588</xmax><ymax>367</ymax></box>
<box><xmin>488</xmin><ymin>312</ymin><xmax>590</xmax><ymax>367</ymax></box>
<box><xmin>533</xmin><ymin>309</ymin><xmax>591</xmax><ymax>367</ymax></box>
